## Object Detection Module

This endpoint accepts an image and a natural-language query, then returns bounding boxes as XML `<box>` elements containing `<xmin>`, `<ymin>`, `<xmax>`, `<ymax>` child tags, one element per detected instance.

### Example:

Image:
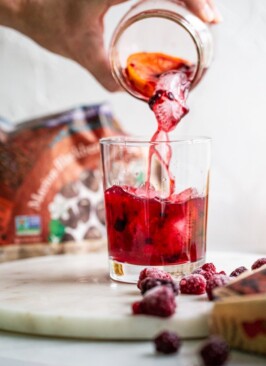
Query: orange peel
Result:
<box><xmin>125</xmin><ymin>52</ymin><xmax>190</xmax><ymax>98</ymax></box>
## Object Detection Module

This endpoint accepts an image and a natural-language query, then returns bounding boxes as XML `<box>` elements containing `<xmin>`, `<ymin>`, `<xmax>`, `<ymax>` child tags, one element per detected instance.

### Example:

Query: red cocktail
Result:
<box><xmin>100</xmin><ymin>52</ymin><xmax>210</xmax><ymax>282</ymax></box>
<box><xmin>105</xmin><ymin>185</ymin><xmax>208</xmax><ymax>266</ymax></box>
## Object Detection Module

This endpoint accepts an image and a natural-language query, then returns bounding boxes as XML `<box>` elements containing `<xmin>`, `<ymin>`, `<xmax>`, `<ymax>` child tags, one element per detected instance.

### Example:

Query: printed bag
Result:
<box><xmin>0</xmin><ymin>104</ymin><xmax>122</xmax><ymax>261</ymax></box>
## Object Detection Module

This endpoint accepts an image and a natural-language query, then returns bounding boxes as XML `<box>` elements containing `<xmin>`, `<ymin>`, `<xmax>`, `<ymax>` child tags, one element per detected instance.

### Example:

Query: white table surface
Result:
<box><xmin>0</xmin><ymin>250</ymin><xmax>265</xmax><ymax>366</ymax></box>
<box><xmin>0</xmin><ymin>252</ymin><xmax>214</xmax><ymax>340</ymax></box>
<box><xmin>0</xmin><ymin>330</ymin><xmax>265</xmax><ymax>366</ymax></box>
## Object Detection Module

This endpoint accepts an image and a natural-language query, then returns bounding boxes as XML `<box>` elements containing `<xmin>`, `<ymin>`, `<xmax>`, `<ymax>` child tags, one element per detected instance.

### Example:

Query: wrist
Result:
<box><xmin>0</xmin><ymin>0</ymin><xmax>24</xmax><ymax>30</ymax></box>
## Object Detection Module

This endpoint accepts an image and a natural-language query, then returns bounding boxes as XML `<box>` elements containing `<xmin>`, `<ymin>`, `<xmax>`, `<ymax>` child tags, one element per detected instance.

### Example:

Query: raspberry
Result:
<box><xmin>132</xmin><ymin>301</ymin><xmax>142</xmax><ymax>314</ymax></box>
<box><xmin>206</xmin><ymin>274</ymin><xmax>230</xmax><ymax>301</ymax></box>
<box><xmin>199</xmin><ymin>336</ymin><xmax>230</xmax><ymax>366</ymax></box>
<box><xmin>202</xmin><ymin>263</ymin><xmax>216</xmax><ymax>273</ymax></box>
<box><xmin>179</xmin><ymin>274</ymin><xmax>206</xmax><ymax>295</ymax></box>
<box><xmin>192</xmin><ymin>268</ymin><xmax>214</xmax><ymax>281</ymax></box>
<box><xmin>192</xmin><ymin>262</ymin><xmax>226</xmax><ymax>281</ymax></box>
<box><xmin>137</xmin><ymin>267</ymin><xmax>173</xmax><ymax>289</ymax></box>
<box><xmin>251</xmin><ymin>258</ymin><xmax>266</xmax><ymax>270</ymax></box>
<box><xmin>139</xmin><ymin>277</ymin><xmax>179</xmax><ymax>295</ymax></box>
<box><xmin>154</xmin><ymin>331</ymin><xmax>181</xmax><ymax>354</ymax></box>
<box><xmin>132</xmin><ymin>286</ymin><xmax>176</xmax><ymax>317</ymax></box>
<box><xmin>230</xmin><ymin>266</ymin><xmax>248</xmax><ymax>277</ymax></box>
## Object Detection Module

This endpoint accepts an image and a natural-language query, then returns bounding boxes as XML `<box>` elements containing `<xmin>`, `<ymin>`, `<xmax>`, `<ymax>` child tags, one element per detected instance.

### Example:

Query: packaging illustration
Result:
<box><xmin>0</xmin><ymin>104</ymin><xmax>122</xmax><ymax>259</ymax></box>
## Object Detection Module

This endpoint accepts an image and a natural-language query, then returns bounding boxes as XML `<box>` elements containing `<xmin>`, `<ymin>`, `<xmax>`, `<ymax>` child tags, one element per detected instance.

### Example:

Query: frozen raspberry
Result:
<box><xmin>154</xmin><ymin>331</ymin><xmax>181</xmax><ymax>354</ymax></box>
<box><xmin>199</xmin><ymin>336</ymin><xmax>230</xmax><ymax>366</ymax></box>
<box><xmin>206</xmin><ymin>274</ymin><xmax>230</xmax><ymax>301</ymax></box>
<box><xmin>192</xmin><ymin>268</ymin><xmax>214</xmax><ymax>281</ymax></box>
<box><xmin>230</xmin><ymin>266</ymin><xmax>248</xmax><ymax>277</ymax></box>
<box><xmin>179</xmin><ymin>274</ymin><xmax>206</xmax><ymax>295</ymax></box>
<box><xmin>202</xmin><ymin>263</ymin><xmax>216</xmax><ymax>273</ymax></box>
<box><xmin>137</xmin><ymin>267</ymin><xmax>173</xmax><ymax>289</ymax></box>
<box><xmin>251</xmin><ymin>258</ymin><xmax>266</xmax><ymax>270</ymax></box>
<box><xmin>192</xmin><ymin>262</ymin><xmax>223</xmax><ymax>281</ymax></box>
<box><xmin>140</xmin><ymin>277</ymin><xmax>179</xmax><ymax>295</ymax></box>
<box><xmin>132</xmin><ymin>286</ymin><xmax>176</xmax><ymax>317</ymax></box>
<box><xmin>132</xmin><ymin>301</ymin><xmax>142</xmax><ymax>315</ymax></box>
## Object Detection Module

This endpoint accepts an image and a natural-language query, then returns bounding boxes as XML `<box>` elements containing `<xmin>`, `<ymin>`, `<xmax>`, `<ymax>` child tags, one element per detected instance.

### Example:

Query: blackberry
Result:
<box><xmin>148</xmin><ymin>90</ymin><xmax>165</xmax><ymax>109</ymax></box>
<box><xmin>251</xmin><ymin>258</ymin><xmax>266</xmax><ymax>270</ymax></box>
<box><xmin>114</xmin><ymin>217</ymin><xmax>127</xmax><ymax>232</ymax></box>
<box><xmin>230</xmin><ymin>266</ymin><xmax>248</xmax><ymax>277</ymax></box>
<box><xmin>140</xmin><ymin>277</ymin><xmax>179</xmax><ymax>295</ymax></box>
<box><xmin>154</xmin><ymin>331</ymin><xmax>181</xmax><ymax>354</ymax></box>
<box><xmin>200</xmin><ymin>336</ymin><xmax>230</xmax><ymax>366</ymax></box>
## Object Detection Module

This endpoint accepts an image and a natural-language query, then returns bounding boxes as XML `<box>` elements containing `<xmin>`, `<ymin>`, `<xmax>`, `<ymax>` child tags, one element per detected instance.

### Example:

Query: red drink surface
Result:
<box><xmin>105</xmin><ymin>186</ymin><xmax>208</xmax><ymax>266</ymax></box>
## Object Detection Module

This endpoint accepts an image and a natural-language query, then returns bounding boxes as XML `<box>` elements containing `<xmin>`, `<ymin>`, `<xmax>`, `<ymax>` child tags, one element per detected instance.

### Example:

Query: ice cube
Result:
<box><xmin>150</xmin><ymin>71</ymin><xmax>191</xmax><ymax>132</ymax></box>
<box><xmin>135</xmin><ymin>182</ymin><xmax>157</xmax><ymax>198</ymax></box>
<box><xmin>123</xmin><ymin>185</ymin><xmax>136</xmax><ymax>195</ymax></box>
<box><xmin>170</xmin><ymin>187</ymin><xmax>198</xmax><ymax>203</ymax></box>
<box><xmin>156</xmin><ymin>71</ymin><xmax>190</xmax><ymax>99</ymax></box>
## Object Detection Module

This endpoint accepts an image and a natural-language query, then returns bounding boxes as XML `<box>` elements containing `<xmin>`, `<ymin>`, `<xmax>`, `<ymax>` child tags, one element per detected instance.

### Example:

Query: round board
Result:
<box><xmin>0</xmin><ymin>251</ymin><xmax>261</xmax><ymax>340</ymax></box>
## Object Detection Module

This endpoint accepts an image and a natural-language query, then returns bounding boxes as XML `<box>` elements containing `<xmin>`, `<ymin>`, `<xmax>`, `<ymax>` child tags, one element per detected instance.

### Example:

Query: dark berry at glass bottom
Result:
<box><xmin>105</xmin><ymin>185</ymin><xmax>208</xmax><ymax>283</ymax></box>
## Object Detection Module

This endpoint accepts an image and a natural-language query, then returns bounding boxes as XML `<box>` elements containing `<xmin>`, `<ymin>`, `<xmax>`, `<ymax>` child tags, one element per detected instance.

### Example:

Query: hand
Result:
<box><xmin>184</xmin><ymin>0</ymin><xmax>222</xmax><ymax>23</ymax></box>
<box><xmin>12</xmin><ymin>0</ymin><xmax>130</xmax><ymax>92</ymax></box>
<box><xmin>0</xmin><ymin>0</ymin><xmax>222</xmax><ymax>92</ymax></box>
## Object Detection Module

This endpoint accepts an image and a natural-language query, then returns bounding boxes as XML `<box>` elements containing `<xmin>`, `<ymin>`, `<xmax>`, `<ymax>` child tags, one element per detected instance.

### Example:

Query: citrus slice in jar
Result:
<box><xmin>125</xmin><ymin>52</ymin><xmax>191</xmax><ymax>98</ymax></box>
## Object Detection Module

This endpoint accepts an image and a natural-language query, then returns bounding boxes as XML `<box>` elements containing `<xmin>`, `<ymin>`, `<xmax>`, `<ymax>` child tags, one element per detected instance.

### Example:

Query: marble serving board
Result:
<box><xmin>0</xmin><ymin>251</ymin><xmax>261</xmax><ymax>340</ymax></box>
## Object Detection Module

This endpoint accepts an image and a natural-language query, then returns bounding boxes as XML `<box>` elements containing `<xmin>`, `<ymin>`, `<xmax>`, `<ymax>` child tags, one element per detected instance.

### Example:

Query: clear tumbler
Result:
<box><xmin>100</xmin><ymin>136</ymin><xmax>211</xmax><ymax>283</ymax></box>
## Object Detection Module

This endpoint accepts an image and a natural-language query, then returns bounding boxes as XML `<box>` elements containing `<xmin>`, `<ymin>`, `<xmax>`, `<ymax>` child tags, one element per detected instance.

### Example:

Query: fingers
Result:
<box><xmin>108</xmin><ymin>0</ymin><xmax>131</xmax><ymax>5</ymax></box>
<box><xmin>74</xmin><ymin>0</ymin><xmax>130</xmax><ymax>91</ymax></box>
<box><xmin>207</xmin><ymin>0</ymin><xmax>223</xmax><ymax>23</ymax></box>
<box><xmin>184</xmin><ymin>0</ymin><xmax>222</xmax><ymax>23</ymax></box>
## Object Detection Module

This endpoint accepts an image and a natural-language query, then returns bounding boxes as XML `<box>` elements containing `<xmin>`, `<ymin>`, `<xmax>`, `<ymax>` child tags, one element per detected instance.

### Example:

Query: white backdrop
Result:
<box><xmin>0</xmin><ymin>0</ymin><xmax>265</xmax><ymax>254</ymax></box>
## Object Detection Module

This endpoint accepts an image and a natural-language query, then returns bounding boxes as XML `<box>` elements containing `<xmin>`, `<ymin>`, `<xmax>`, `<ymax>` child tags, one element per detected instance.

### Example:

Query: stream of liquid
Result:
<box><xmin>147</xmin><ymin>64</ymin><xmax>193</xmax><ymax>195</ymax></box>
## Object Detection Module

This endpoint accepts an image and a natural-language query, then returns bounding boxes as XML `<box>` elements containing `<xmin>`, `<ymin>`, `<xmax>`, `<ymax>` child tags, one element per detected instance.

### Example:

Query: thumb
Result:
<box><xmin>88</xmin><ymin>47</ymin><xmax>119</xmax><ymax>92</ymax></box>
<box><xmin>77</xmin><ymin>31</ymin><xmax>119</xmax><ymax>92</ymax></box>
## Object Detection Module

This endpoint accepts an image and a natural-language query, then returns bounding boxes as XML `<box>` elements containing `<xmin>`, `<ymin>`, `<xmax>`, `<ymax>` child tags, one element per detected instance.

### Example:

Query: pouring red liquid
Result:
<box><xmin>104</xmin><ymin>52</ymin><xmax>208</xmax><ymax>267</ymax></box>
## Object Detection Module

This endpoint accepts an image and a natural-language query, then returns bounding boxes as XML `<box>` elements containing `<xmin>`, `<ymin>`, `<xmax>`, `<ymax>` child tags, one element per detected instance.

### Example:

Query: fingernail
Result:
<box><xmin>201</xmin><ymin>4</ymin><xmax>215</xmax><ymax>23</ymax></box>
<box><xmin>214</xmin><ymin>8</ymin><xmax>223</xmax><ymax>23</ymax></box>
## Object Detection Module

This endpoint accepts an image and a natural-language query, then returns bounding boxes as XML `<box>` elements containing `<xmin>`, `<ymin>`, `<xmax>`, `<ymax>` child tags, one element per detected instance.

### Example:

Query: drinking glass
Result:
<box><xmin>100</xmin><ymin>136</ymin><xmax>211</xmax><ymax>283</ymax></box>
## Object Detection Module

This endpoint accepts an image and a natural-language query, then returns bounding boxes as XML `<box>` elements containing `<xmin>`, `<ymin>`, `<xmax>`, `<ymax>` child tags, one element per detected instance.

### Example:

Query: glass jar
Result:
<box><xmin>109</xmin><ymin>0</ymin><xmax>213</xmax><ymax>101</ymax></box>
